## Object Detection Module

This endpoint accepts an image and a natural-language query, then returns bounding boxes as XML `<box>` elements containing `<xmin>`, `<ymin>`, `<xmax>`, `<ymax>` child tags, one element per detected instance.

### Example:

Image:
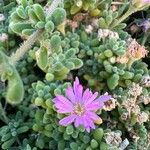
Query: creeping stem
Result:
<box><xmin>141</xmin><ymin>33</ymin><xmax>149</xmax><ymax>46</ymax></box>
<box><xmin>0</xmin><ymin>0</ymin><xmax>63</xmax><ymax>123</ymax></box>
<box><xmin>11</xmin><ymin>0</ymin><xmax>63</xmax><ymax>65</ymax></box>
<box><xmin>46</xmin><ymin>0</ymin><xmax>63</xmax><ymax>16</ymax></box>
<box><xmin>0</xmin><ymin>102</ymin><xmax>9</xmax><ymax>124</ymax></box>
<box><xmin>11</xmin><ymin>29</ymin><xmax>43</xmax><ymax>64</ymax></box>
<box><xmin>111</xmin><ymin>5</ymin><xmax>136</xmax><ymax>28</ymax></box>
<box><xmin>111</xmin><ymin>2</ymin><xmax>150</xmax><ymax>29</ymax></box>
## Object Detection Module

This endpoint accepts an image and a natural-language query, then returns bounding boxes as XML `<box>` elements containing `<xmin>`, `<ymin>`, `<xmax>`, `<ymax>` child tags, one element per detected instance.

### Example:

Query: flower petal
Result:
<box><xmin>86</xmin><ymin>127</ymin><xmax>90</xmax><ymax>133</ymax></box>
<box><xmin>73</xmin><ymin>77</ymin><xmax>83</xmax><ymax>102</ymax></box>
<box><xmin>73</xmin><ymin>77</ymin><xmax>79</xmax><ymax>93</ymax></box>
<box><xmin>57</xmin><ymin>109</ymin><xmax>73</xmax><ymax>114</ymax></box>
<box><xmin>54</xmin><ymin>105</ymin><xmax>73</xmax><ymax>113</ymax></box>
<box><xmin>76</xmin><ymin>85</ymin><xmax>83</xmax><ymax>102</ymax></box>
<box><xmin>66</xmin><ymin>87</ymin><xmax>76</xmax><ymax>103</ymax></box>
<box><xmin>86</xmin><ymin>101</ymin><xmax>101</xmax><ymax>111</ymax></box>
<box><xmin>85</xmin><ymin>92</ymin><xmax>98</xmax><ymax>105</ymax></box>
<box><xmin>82</xmin><ymin>88</ymin><xmax>93</xmax><ymax>103</ymax></box>
<box><xmin>55</xmin><ymin>101</ymin><xmax>73</xmax><ymax>113</ymax></box>
<box><xmin>59</xmin><ymin>115</ymin><xmax>76</xmax><ymax>126</ymax></box>
<box><xmin>83</xmin><ymin>115</ymin><xmax>89</xmax><ymax>128</ymax></box>
<box><xmin>86</xmin><ymin>111</ymin><xmax>101</xmax><ymax>121</ymax></box>
<box><xmin>74</xmin><ymin>116</ymin><xmax>82</xmax><ymax>127</ymax></box>
<box><xmin>54</xmin><ymin>96</ymin><xmax>74</xmax><ymax>113</ymax></box>
<box><xmin>86</xmin><ymin>117</ymin><xmax>95</xmax><ymax>129</ymax></box>
<box><xmin>96</xmin><ymin>95</ymin><xmax>111</xmax><ymax>103</ymax></box>
<box><xmin>82</xmin><ymin>113</ymin><xmax>95</xmax><ymax>132</ymax></box>
<box><xmin>55</xmin><ymin>95</ymin><xmax>73</xmax><ymax>106</ymax></box>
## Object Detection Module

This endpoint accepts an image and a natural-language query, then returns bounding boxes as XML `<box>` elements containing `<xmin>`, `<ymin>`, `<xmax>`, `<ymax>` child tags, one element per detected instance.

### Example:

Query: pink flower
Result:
<box><xmin>53</xmin><ymin>77</ymin><xmax>111</xmax><ymax>132</ymax></box>
<box><xmin>138</xmin><ymin>19</ymin><xmax>150</xmax><ymax>32</ymax></box>
<box><xmin>144</xmin><ymin>0</ymin><xmax>150</xmax><ymax>2</ymax></box>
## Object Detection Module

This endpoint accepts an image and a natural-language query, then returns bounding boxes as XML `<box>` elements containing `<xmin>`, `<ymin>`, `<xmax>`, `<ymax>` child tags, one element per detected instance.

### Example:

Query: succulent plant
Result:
<box><xmin>0</xmin><ymin>0</ymin><xmax>150</xmax><ymax>149</ymax></box>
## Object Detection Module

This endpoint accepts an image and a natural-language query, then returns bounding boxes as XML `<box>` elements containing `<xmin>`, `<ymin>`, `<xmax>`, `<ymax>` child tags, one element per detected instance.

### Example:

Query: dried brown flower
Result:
<box><xmin>98</xmin><ymin>29</ymin><xmax>119</xmax><ymax>40</ymax></box>
<box><xmin>139</xmin><ymin>95</ymin><xmax>150</xmax><ymax>105</ymax></box>
<box><xmin>122</xmin><ymin>98</ymin><xmax>140</xmax><ymax>117</ymax></box>
<box><xmin>137</xmin><ymin>112</ymin><xmax>149</xmax><ymax>124</ymax></box>
<box><xmin>129</xmin><ymin>83</ymin><xmax>143</xmax><ymax>97</ymax></box>
<box><xmin>116</xmin><ymin>55</ymin><xmax>129</xmax><ymax>64</ymax></box>
<box><xmin>105</xmin><ymin>131</ymin><xmax>122</xmax><ymax>147</ymax></box>
<box><xmin>91</xmin><ymin>18</ymin><xmax>99</xmax><ymax>28</ymax></box>
<box><xmin>0</xmin><ymin>33</ymin><xmax>8</xmax><ymax>42</ymax></box>
<box><xmin>85</xmin><ymin>25</ymin><xmax>93</xmax><ymax>34</ymax></box>
<box><xmin>140</xmin><ymin>75</ymin><xmax>150</xmax><ymax>87</ymax></box>
<box><xmin>0</xmin><ymin>14</ymin><xmax>5</xmax><ymax>22</ymax></box>
<box><xmin>111</xmin><ymin>5</ymin><xmax>118</xmax><ymax>12</ymax></box>
<box><xmin>73</xmin><ymin>13</ymin><xmax>88</xmax><ymax>22</ymax></box>
<box><xmin>127</xmin><ymin>38</ymin><xmax>148</xmax><ymax>60</ymax></box>
<box><xmin>66</xmin><ymin>20</ymin><xmax>78</xmax><ymax>31</ymax></box>
<box><xmin>129</xmin><ymin>129</ymin><xmax>140</xmax><ymax>143</ymax></box>
<box><xmin>130</xmin><ymin>24</ymin><xmax>140</xmax><ymax>34</ymax></box>
<box><xmin>132</xmin><ymin>105</ymin><xmax>141</xmax><ymax>115</ymax></box>
<box><xmin>103</xmin><ymin>98</ymin><xmax>117</xmax><ymax>111</ymax></box>
<box><xmin>66</xmin><ymin>13</ymin><xmax>89</xmax><ymax>32</ymax></box>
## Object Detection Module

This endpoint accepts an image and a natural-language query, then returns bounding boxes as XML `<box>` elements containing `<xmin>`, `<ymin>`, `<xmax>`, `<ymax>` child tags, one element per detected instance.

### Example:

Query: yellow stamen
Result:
<box><xmin>74</xmin><ymin>103</ymin><xmax>85</xmax><ymax>116</ymax></box>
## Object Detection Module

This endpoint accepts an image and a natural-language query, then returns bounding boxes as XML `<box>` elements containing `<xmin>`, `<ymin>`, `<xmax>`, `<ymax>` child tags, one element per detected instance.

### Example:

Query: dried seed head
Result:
<box><xmin>116</xmin><ymin>55</ymin><xmax>129</xmax><ymax>64</ymax></box>
<box><xmin>85</xmin><ymin>25</ymin><xmax>93</xmax><ymax>34</ymax></box>
<box><xmin>129</xmin><ymin>83</ymin><xmax>143</xmax><ymax>97</ymax></box>
<box><xmin>130</xmin><ymin>24</ymin><xmax>140</xmax><ymax>34</ymax></box>
<box><xmin>137</xmin><ymin>112</ymin><xmax>149</xmax><ymax>124</ymax></box>
<box><xmin>91</xmin><ymin>18</ymin><xmax>99</xmax><ymax>28</ymax></box>
<box><xmin>129</xmin><ymin>129</ymin><xmax>140</xmax><ymax>142</ymax></box>
<box><xmin>105</xmin><ymin>131</ymin><xmax>122</xmax><ymax>147</ymax></box>
<box><xmin>66</xmin><ymin>20</ymin><xmax>78</xmax><ymax>31</ymax></box>
<box><xmin>0</xmin><ymin>33</ymin><xmax>8</xmax><ymax>42</ymax></box>
<box><xmin>139</xmin><ymin>95</ymin><xmax>150</xmax><ymax>105</ymax></box>
<box><xmin>132</xmin><ymin>105</ymin><xmax>141</xmax><ymax>115</ymax></box>
<box><xmin>73</xmin><ymin>13</ymin><xmax>88</xmax><ymax>22</ymax></box>
<box><xmin>98</xmin><ymin>29</ymin><xmax>119</xmax><ymax>40</ymax></box>
<box><xmin>111</xmin><ymin>5</ymin><xmax>118</xmax><ymax>12</ymax></box>
<box><xmin>0</xmin><ymin>14</ymin><xmax>5</xmax><ymax>22</ymax></box>
<box><xmin>127</xmin><ymin>38</ymin><xmax>148</xmax><ymax>60</ymax></box>
<box><xmin>122</xmin><ymin>99</ymin><xmax>140</xmax><ymax>116</ymax></box>
<box><xmin>140</xmin><ymin>75</ymin><xmax>150</xmax><ymax>87</ymax></box>
<box><xmin>103</xmin><ymin>98</ymin><xmax>116</xmax><ymax>111</ymax></box>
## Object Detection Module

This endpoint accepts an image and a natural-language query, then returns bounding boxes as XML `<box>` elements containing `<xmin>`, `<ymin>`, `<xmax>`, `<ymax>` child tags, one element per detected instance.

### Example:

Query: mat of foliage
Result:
<box><xmin>0</xmin><ymin>0</ymin><xmax>150</xmax><ymax>150</ymax></box>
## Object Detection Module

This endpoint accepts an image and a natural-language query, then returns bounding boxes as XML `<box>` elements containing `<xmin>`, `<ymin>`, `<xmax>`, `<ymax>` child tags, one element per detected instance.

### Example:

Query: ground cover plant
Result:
<box><xmin>0</xmin><ymin>0</ymin><xmax>150</xmax><ymax>149</ymax></box>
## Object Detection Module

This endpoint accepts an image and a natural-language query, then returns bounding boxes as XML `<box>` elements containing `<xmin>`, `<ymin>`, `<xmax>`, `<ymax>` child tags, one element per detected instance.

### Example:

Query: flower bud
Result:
<box><xmin>132</xmin><ymin>0</ymin><xmax>150</xmax><ymax>10</ymax></box>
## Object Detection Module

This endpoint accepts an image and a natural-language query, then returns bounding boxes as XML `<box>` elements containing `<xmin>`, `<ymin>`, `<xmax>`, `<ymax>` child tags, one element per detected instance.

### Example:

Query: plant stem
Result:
<box><xmin>111</xmin><ymin>5</ymin><xmax>136</xmax><ymax>28</ymax></box>
<box><xmin>0</xmin><ymin>65</ymin><xmax>3</xmax><ymax>74</ymax></box>
<box><xmin>0</xmin><ymin>101</ymin><xmax>9</xmax><ymax>124</ymax></box>
<box><xmin>11</xmin><ymin>0</ymin><xmax>63</xmax><ymax>65</ymax></box>
<box><xmin>46</xmin><ymin>0</ymin><xmax>62</xmax><ymax>16</ymax></box>
<box><xmin>141</xmin><ymin>33</ymin><xmax>149</xmax><ymax>46</ymax></box>
<box><xmin>11</xmin><ymin>29</ymin><xmax>43</xmax><ymax>65</ymax></box>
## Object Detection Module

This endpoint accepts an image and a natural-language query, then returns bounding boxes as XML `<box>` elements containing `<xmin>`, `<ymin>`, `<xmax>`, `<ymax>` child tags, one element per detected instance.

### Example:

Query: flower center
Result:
<box><xmin>74</xmin><ymin>103</ymin><xmax>85</xmax><ymax>116</ymax></box>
